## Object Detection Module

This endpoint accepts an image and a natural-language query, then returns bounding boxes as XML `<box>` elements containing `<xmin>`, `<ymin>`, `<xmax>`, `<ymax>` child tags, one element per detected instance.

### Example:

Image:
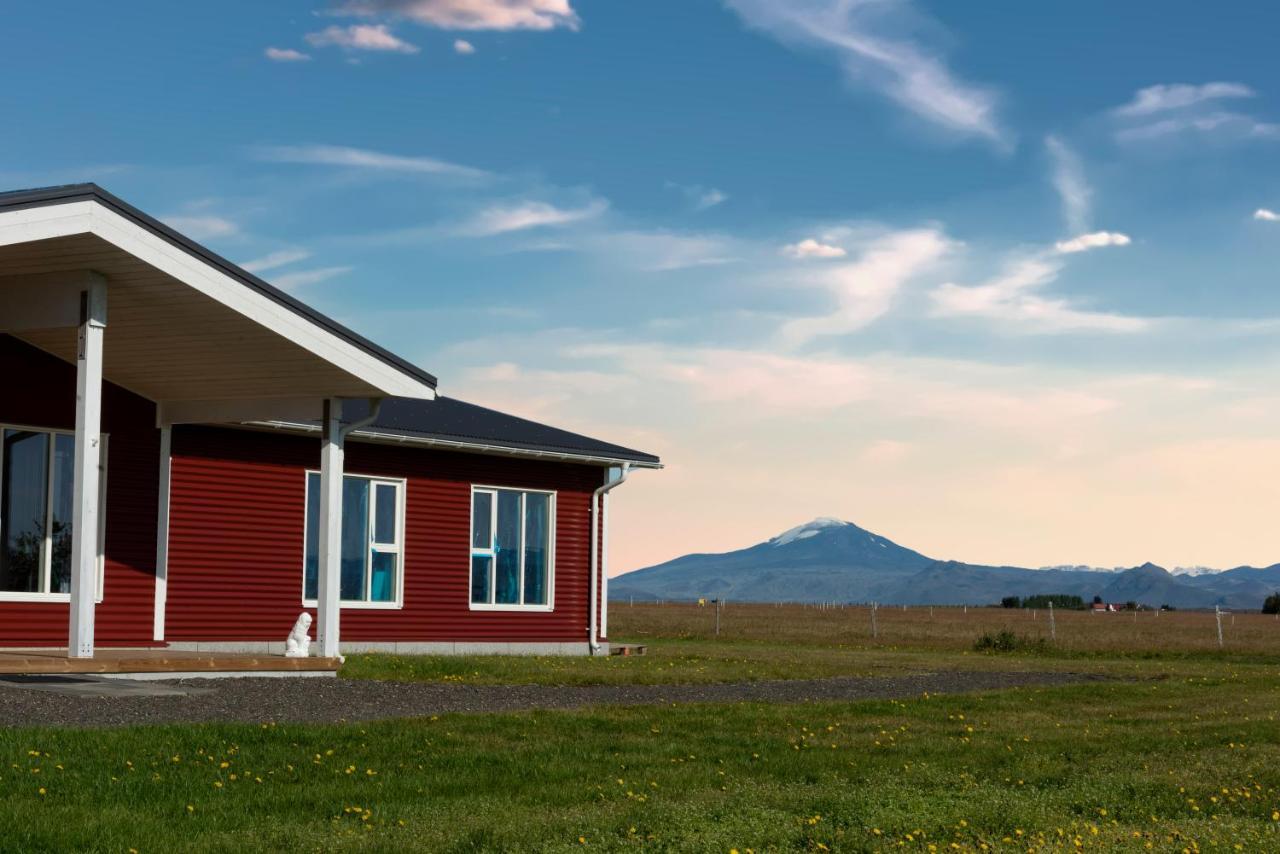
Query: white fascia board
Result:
<box><xmin>0</xmin><ymin>202</ymin><xmax>436</xmax><ymax>401</ymax></box>
<box><xmin>245</xmin><ymin>420</ymin><xmax>664</xmax><ymax>469</ymax></box>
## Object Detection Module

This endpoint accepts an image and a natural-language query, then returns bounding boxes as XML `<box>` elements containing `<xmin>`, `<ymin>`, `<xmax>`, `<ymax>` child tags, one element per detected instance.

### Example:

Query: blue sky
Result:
<box><xmin>5</xmin><ymin>0</ymin><xmax>1280</xmax><ymax>571</ymax></box>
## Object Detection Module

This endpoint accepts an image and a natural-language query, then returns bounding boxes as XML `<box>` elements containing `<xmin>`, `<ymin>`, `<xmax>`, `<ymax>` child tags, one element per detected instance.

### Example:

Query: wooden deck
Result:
<box><xmin>0</xmin><ymin>648</ymin><xmax>341</xmax><ymax>677</ymax></box>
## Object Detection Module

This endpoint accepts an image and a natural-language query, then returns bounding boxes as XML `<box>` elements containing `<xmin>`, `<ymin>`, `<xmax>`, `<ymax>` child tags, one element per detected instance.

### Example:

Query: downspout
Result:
<box><xmin>589</xmin><ymin>463</ymin><xmax>631</xmax><ymax>655</ymax></box>
<box><xmin>341</xmin><ymin>398</ymin><xmax>384</xmax><ymax>442</ymax></box>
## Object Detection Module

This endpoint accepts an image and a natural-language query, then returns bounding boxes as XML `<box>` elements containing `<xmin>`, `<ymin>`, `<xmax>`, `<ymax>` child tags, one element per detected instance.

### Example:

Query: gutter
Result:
<box><xmin>589</xmin><ymin>463</ymin><xmax>631</xmax><ymax>655</ymax></box>
<box><xmin>243</xmin><ymin>419</ymin><xmax>662</xmax><ymax>469</ymax></box>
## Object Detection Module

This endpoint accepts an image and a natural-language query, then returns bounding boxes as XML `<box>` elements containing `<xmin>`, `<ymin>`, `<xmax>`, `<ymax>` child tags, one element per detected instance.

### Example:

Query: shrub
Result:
<box><xmin>1263</xmin><ymin>592</ymin><xmax>1280</xmax><ymax>615</ymax></box>
<box><xmin>1022</xmin><ymin>594</ymin><xmax>1086</xmax><ymax>610</ymax></box>
<box><xmin>973</xmin><ymin>630</ymin><xmax>1049</xmax><ymax>654</ymax></box>
<box><xmin>1000</xmin><ymin>596</ymin><xmax>1021</xmax><ymax>609</ymax></box>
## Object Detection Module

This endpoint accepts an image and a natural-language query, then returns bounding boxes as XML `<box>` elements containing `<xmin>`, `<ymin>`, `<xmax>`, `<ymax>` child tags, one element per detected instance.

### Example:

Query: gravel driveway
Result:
<box><xmin>0</xmin><ymin>670</ymin><xmax>1105</xmax><ymax>729</ymax></box>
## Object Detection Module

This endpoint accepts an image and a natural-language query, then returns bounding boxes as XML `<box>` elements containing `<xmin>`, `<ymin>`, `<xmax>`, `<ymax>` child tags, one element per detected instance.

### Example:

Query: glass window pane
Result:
<box><xmin>523</xmin><ymin>492</ymin><xmax>549</xmax><ymax>605</ymax></box>
<box><xmin>374</xmin><ymin>483</ymin><xmax>397</xmax><ymax>545</ymax></box>
<box><xmin>471</xmin><ymin>491</ymin><xmax>492</xmax><ymax>550</ymax></box>
<box><xmin>49</xmin><ymin>434</ymin><xmax>75</xmax><ymax>594</ymax></box>
<box><xmin>304</xmin><ymin>473</ymin><xmax>319</xmax><ymax>600</ymax></box>
<box><xmin>470</xmin><ymin>555</ymin><xmax>491</xmax><ymax>603</ymax></box>
<box><xmin>494</xmin><ymin>491</ymin><xmax>521</xmax><ymax>604</ymax></box>
<box><xmin>340</xmin><ymin>478</ymin><xmax>369</xmax><ymax>601</ymax></box>
<box><xmin>0</xmin><ymin>430</ymin><xmax>49</xmax><ymax>593</ymax></box>
<box><xmin>370</xmin><ymin>550</ymin><xmax>396</xmax><ymax>602</ymax></box>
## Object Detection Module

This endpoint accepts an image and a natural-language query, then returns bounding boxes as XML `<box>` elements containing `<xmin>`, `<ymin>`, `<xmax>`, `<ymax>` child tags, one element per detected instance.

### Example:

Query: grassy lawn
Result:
<box><xmin>4</xmin><ymin>662</ymin><xmax>1280</xmax><ymax>851</ymax></box>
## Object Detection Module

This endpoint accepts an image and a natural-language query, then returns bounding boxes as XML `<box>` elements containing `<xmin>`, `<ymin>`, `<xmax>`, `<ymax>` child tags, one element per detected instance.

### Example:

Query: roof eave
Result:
<box><xmin>241</xmin><ymin>419</ymin><xmax>664</xmax><ymax>469</ymax></box>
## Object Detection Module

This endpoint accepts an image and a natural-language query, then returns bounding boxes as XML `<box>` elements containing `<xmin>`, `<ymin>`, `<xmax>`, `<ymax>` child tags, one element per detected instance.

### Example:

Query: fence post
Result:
<box><xmin>870</xmin><ymin>602</ymin><xmax>879</xmax><ymax>639</ymax></box>
<box><xmin>1215</xmin><ymin>605</ymin><xmax>1224</xmax><ymax>649</ymax></box>
<box><xmin>1049</xmin><ymin>601</ymin><xmax>1056</xmax><ymax>641</ymax></box>
<box><xmin>714</xmin><ymin>599</ymin><xmax>722</xmax><ymax>637</ymax></box>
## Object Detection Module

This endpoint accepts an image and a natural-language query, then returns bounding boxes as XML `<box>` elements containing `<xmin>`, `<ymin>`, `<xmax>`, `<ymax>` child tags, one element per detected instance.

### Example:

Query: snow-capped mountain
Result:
<box><xmin>610</xmin><ymin>518</ymin><xmax>1280</xmax><ymax>609</ymax></box>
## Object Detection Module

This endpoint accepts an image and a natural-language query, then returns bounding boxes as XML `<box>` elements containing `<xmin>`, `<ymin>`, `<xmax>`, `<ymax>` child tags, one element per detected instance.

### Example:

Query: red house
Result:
<box><xmin>0</xmin><ymin>185</ymin><xmax>659</xmax><ymax>662</ymax></box>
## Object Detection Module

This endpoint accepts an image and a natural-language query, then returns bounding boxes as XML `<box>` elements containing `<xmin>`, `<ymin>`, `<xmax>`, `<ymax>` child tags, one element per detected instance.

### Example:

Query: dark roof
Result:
<box><xmin>0</xmin><ymin>183</ymin><xmax>437</xmax><ymax>389</ymax></box>
<box><xmin>336</xmin><ymin>397</ymin><xmax>661</xmax><ymax>467</ymax></box>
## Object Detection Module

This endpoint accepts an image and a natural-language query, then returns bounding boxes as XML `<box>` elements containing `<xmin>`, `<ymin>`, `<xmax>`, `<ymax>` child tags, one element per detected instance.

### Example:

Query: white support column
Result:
<box><xmin>315</xmin><ymin>399</ymin><xmax>344</xmax><ymax>659</ymax></box>
<box><xmin>152</xmin><ymin>426</ymin><xmax>172</xmax><ymax>642</ymax></box>
<box><xmin>68</xmin><ymin>276</ymin><xmax>107</xmax><ymax>658</ymax></box>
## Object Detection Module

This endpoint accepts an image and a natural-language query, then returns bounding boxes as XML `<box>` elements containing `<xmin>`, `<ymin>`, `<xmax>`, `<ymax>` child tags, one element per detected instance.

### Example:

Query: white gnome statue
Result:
<box><xmin>285</xmin><ymin>612</ymin><xmax>312</xmax><ymax>657</ymax></box>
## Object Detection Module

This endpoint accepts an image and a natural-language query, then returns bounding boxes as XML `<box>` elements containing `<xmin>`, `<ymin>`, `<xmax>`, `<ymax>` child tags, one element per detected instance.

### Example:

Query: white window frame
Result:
<box><xmin>0</xmin><ymin>423</ymin><xmax>107</xmax><ymax>603</ymax></box>
<box><xmin>469</xmin><ymin>485</ymin><xmax>556</xmax><ymax>612</ymax></box>
<box><xmin>301</xmin><ymin>469</ymin><xmax>407</xmax><ymax>610</ymax></box>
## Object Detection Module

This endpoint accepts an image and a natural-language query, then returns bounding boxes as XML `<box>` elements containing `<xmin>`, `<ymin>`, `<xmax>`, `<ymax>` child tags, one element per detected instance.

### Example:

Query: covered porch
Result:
<box><xmin>0</xmin><ymin>185</ymin><xmax>436</xmax><ymax>661</ymax></box>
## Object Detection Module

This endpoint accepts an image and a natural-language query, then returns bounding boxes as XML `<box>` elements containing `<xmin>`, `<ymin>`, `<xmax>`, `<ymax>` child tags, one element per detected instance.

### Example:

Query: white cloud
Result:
<box><xmin>1115</xmin><ymin>111</ymin><xmax>1280</xmax><ymax>143</ymax></box>
<box><xmin>779</xmin><ymin>228</ymin><xmax>951</xmax><ymax>345</ymax></box>
<box><xmin>265</xmin><ymin>47</ymin><xmax>312</xmax><ymax>62</ymax></box>
<box><xmin>334</xmin><ymin>0</ymin><xmax>579</xmax><ymax>31</ymax></box>
<box><xmin>666</xmin><ymin>182</ymin><xmax>728</xmax><ymax>211</ymax></box>
<box><xmin>595</xmin><ymin>230</ymin><xmax>738</xmax><ymax>272</ymax></box>
<box><xmin>306</xmin><ymin>24</ymin><xmax>420</xmax><ymax>53</ymax></box>
<box><xmin>453</xmin><ymin>39</ymin><xmax>475</xmax><ymax>54</ymax></box>
<box><xmin>163</xmin><ymin>215</ymin><xmax>238</xmax><ymax>240</ymax></box>
<box><xmin>930</xmin><ymin>254</ymin><xmax>1148</xmax><ymax>334</ymax></box>
<box><xmin>1110</xmin><ymin>83</ymin><xmax>1280</xmax><ymax>145</ymax></box>
<box><xmin>1045</xmin><ymin>135</ymin><xmax>1091</xmax><ymax>234</ymax></box>
<box><xmin>1054</xmin><ymin>231</ymin><xmax>1131</xmax><ymax>254</ymax></box>
<box><xmin>1253</xmin><ymin>208</ymin><xmax>1279</xmax><ymax>222</ymax></box>
<box><xmin>252</xmin><ymin>144</ymin><xmax>489</xmax><ymax>179</ymax></box>
<box><xmin>241</xmin><ymin>248</ymin><xmax>311</xmax><ymax>274</ymax></box>
<box><xmin>1113</xmin><ymin>82</ymin><xmax>1254</xmax><ymax>117</ymax></box>
<box><xmin>723</xmin><ymin>0</ymin><xmax>1006</xmax><ymax>145</ymax></box>
<box><xmin>272</xmin><ymin>266</ymin><xmax>354</xmax><ymax>290</ymax></box>
<box><xmin>782</xmin><ymin>238</ymin><xmax>847</xmax><ymax>259</ymax></box>
<box><xmin>458</xmin><ymin>199</ymin><xmax>608</xmax><ymax>236</ymax></box>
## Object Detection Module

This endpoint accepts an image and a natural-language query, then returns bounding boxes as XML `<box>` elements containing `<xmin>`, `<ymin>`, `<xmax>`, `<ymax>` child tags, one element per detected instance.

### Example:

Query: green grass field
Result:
<box><xmin>4</xmin><ymin>605</ymin><xmax>1280</xmax><ymax>852</ymax></box>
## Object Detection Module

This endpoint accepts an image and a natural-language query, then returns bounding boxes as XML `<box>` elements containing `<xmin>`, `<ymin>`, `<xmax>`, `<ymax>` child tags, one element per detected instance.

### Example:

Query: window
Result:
<box><xmin>0</xmin><ymin>425</ymin><xmax>106</xmax><ymax>600</ymax></box>
<box><xmin>303</xmin><ymin>473</ymin><xmax>404</xmax><ymax>607</ymax></box>
<box><xmin>470</xmin><ymin>486</ymin><xmax>554</xmax><ymax>610</ymax></box>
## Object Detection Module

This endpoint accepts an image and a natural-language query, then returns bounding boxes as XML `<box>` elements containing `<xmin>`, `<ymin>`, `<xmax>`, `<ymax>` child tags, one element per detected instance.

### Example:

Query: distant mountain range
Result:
<box><xmin>609</xmin><ymin>518</ymin><xmax>1280</xmax><ymax>609</ymax></box>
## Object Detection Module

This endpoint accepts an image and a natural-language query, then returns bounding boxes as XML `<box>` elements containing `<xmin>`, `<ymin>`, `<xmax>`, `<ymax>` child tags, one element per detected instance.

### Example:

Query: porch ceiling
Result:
<box><xmin>0</xmin><ymin>232</ymin><xmax>390</xmax><ymax>403</ymax></box>
<box><xmin>0</xmin><ymin>185</ymin><xmax>437</xmax><ymax>412</ymax></box>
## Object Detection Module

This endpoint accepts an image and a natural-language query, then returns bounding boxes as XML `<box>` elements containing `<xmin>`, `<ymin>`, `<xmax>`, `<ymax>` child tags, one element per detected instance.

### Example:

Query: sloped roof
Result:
<box><xmin>322</xmin><ymin>396</ymin><xmax>661</xmax><ymax>467</ymax></box>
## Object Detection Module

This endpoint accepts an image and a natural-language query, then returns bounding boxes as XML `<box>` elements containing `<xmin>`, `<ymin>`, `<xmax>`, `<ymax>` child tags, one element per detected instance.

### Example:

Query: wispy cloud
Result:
<box><xmin>594</xmin><ymin>230</ymin><xmax>739</xmax><ymax>272</ymax></box>
<box><xmin>453</xmin><ymin>39</ymin><xmax>475</xmax><ymax>54</ymax></box>
<box><xmin>1255</xmin><ymin>208</ymin><xmax>1280</xmax><ymax>222</ymax></box>
<box><xmin>780</xmin><ymin>228</ymin><xmax>951</xmax><ymax>345</ymax></box>
<box><xmin>781</xmin><ymin>237</ymin><xmax>847</xmax><ymax>259</ymax></box>
<box><xmin>1116</xmin><ymin>112</ymin><xmax>1280</xmax><ymax>143</ymax></box>
<box><xmin>306</xmin><ymin>24</ymin><xmax>420</xmax><ymax>53</ymax></box>
<box><xmin>272</xmin><ymin>265</ymin><xmax>354</xmax><ymax>290</ymax></box>
<box><xmin>723</xmin><ymin>0</ymin><xmax>1006</xmax><ymax>145</ymax></box>
<box><xmin>1113</xmin><ymin>82</ymin><xmax>1255</xmax><ymax>117</ymax></box>
<box><xmin>163</xmin><ymin>215</ymin><xmax>238</xmax><ymax>240</ymax></box>
<box><xmin>930</xmin><ymin>251</ymin><xmax>1147</xmax><ymax>334</ymax></box>
<box><xmin>265</xmin><ymin>47</ymin><xmax>312</xmax><ymax>62</ymax></box>
<box><xmin>457</xmin><ymin>198</ymin><xmax>608</xmax><ymax>236</ymax></box>
<box><xmin>241</xmin><ymin>248</ymin><xmax>311</xmax><ymax>274</ymax></box>
<box><xmin>333</xmin><ymin>0</ymin><xmax>579</xmax><ymax>31</ymax></box>
<box><xmin>251</xmin><ymin>144</ymin><xmax>490</xmax><ymax>179</ymax></box>
<box><xmin>1111</xmin><ymin>82</ymin><xmax>1280</xmax><ymax>145</ymax></box>
<box><xmin>665</xmin><ymin>182</ymin><xmax>728</xmax><ymax>211</ymax></box>
<box><xmin>1054</xmin><ymin>231</ymin><xmax>1131</xmax><ymax>254</ymax></box>
<box><xmin>1045</xmin><ymin>135</ymin><xmax>1091</xmax><ymax>234</ymax></box>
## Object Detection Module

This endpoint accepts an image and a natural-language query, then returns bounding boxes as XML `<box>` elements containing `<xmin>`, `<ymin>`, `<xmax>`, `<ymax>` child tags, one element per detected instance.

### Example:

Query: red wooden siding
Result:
<box><xmin>167</xmin><ymin>425</ymin><xmax>609</xmax><ymax>643</ymax></box>
<box><xmin>0</xmin><ymin>335</ymin><xmax>159</xmax><ymax>646</ymax></box>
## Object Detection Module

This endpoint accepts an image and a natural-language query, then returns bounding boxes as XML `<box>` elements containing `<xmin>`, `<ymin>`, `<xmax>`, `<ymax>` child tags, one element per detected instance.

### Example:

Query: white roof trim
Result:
<box><xmin>244</xmin><ymin>419</ymin><xmax>664</xmax><ymax>469</ymax></box>
<box><xmin>0</xmin><ymin>200</ymin><xmax>436</xmax><ymax>401</ymax></box>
